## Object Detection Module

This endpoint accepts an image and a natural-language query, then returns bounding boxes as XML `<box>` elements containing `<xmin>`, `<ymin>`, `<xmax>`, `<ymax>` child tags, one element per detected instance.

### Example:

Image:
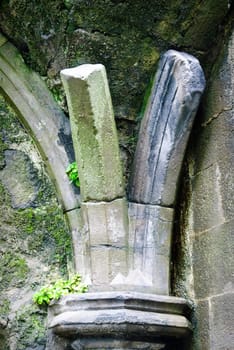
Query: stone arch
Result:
<box><xmin>0</xmin><ymin>33</ymin><xmax>80</xmax><ymax>234</ymax></box>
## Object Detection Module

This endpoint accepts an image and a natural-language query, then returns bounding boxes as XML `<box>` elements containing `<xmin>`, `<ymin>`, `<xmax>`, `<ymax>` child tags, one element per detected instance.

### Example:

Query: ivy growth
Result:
<box><xmin>66</xmin><ymin>161</ymin><xmax>80</xmax><ymax>187</ymax></box>
<box><xmin>33</xmin><ymin>274</ymin><xmax>88</xmax><ymax>306</ymax></box>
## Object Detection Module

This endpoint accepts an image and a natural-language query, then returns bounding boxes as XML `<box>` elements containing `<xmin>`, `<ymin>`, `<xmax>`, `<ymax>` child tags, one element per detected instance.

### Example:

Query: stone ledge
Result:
<box><xmin>48</xmin><ymin>292</ymin><xmax>192</xmax><ymax>343</ymax></box>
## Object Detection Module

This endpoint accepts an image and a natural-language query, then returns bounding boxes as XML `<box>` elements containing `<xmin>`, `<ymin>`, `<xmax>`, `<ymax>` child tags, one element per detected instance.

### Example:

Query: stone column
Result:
<box><xmin>128</xmin><ymin>50</ymin><xmax>206</xmax><ymax>295</ymax></box>
<box><xmin>47</xmin><ymin>51</ymin><xmax>205</xmax><ymax>349</ymax></box>
<box><xmin>60</xmin><ymin>64</ymin><xmax>129</xmax><ymax>290</ymax></box>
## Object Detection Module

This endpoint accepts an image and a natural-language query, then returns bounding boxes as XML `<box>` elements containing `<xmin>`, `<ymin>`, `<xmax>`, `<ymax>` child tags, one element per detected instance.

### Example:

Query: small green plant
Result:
<box><xmin>33</xmin><ymin>274</ymin><xmax>88</xmax><ymax>306</ymax></box>
<box><xmin>66</xmin><ymin>161</ymin><xmax>80</xmax><ymax>187</ymax></box>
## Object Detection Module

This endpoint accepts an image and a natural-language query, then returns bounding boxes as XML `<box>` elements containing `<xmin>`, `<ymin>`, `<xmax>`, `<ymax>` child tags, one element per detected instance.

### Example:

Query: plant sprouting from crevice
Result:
<box><xmin>33</xmin><ymin>274</ymin><xmax>88</xmax><ymax>306</ymax></box>
<box><xmin>66</xmin><ymin>161</ymin><xmax>80</xmax><ymax>187</ymax></box>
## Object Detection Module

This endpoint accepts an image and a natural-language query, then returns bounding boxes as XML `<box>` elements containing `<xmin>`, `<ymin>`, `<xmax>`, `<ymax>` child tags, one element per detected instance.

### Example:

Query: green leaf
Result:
<box><xmin>66</xmin><ymin>162</ymin><xmax>80</xmax><ymax>188</ymax></box>
<box><xmin>32</xmin><ymin>274</ymin><xmax>88</xmax><ymax>307</ymax></box>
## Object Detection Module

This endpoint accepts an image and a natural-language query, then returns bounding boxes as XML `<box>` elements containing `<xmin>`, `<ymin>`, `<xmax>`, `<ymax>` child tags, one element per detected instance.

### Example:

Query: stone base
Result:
<box><xmin>47</xmin><ymin>292</ymin><xmax>192</xmax><ymax>350</ymax></box>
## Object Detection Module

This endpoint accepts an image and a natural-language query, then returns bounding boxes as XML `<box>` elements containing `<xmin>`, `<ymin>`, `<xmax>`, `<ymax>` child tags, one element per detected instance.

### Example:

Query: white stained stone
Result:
<box><xmin>80</xmin><ymin>198</ymin><xmax>129</xmax><ymax>288</ymax></box>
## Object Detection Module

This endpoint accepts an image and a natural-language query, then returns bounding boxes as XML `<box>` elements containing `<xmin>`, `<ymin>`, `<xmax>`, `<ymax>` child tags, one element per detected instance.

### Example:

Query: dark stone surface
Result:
<box><xmin>129</xmin><ymin>50</ymin><xmax>205</xmax><ymax>207</ymax></box>
<box><xmin>0</xmin><ymin>0</ymin><xmax>231</xmax><ymax>123</ymax></box>
<box><xmin>68</xmin><ymin>338</ymin><xmax>186</xmax><ymax>349</ymax></box>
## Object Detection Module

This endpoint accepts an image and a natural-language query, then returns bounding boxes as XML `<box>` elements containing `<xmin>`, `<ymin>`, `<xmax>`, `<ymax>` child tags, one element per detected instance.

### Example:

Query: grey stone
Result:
<box><xmin>61</xmin><ymin>64</ymin><xmax>125</xmax><ymax>202</ymax></box>
<box><xmin>79</xmin><ymin>199</ymin><xmax>129</xmax><ymax>289</ymax></box>
<box><xmin>192</xmin><ymin>220</ymin><xmax>234</xmax><ymax>299</ymax></box>
<box><xmin>191</xmin><ymin>299</ymin><xmax>211</xmax><ymax>350</ymax></box>
<box><xmin>65</xmin><ymin>208</ymin><xmax>90</xmax><ymax>278</ymax></box>
<box><xmin>0</xmin><ymin>32</ymin><xmax>80</xmax><ymax>216</ymax></box>
<box><xmin>129</xmin><ymin>50</ymin><xmax>205</xmax><ymax>207</ymax></box>
<box><xmin>47</xmin><ymin>292</ymin><xmax>192</xmax><ymax>349</ymax></box>
<box><xmin>190</xmin><ymin>160</ymin><xmax>230</xmax><ymax>234</ymax></box>
<box><xmin>48</xmin><ymin>292</ymin><xmax>192</xmax><ymax>318</ymax></box>
<box><xmin>0</xmin><ymin>149</ymin><xmax>40</xmax><ymax>208</ymax></box>
<box><xmin>128</xmin><ymin>202</ymin><xmax>174</xmax><ymax>295</ymax></box>
<box><xmin>210</xmin><ymin>292</ymin><xmax>234</xmax><ymax>349</ymax></box>
<box><xmin>189</xmin><ymin>31</ymin><xmax>234</xmax><ymax>232</ymax></box>
<box><xmin>70</xmin><ymin>339</ymin><xmax>169</xmax><ymax>349</ymax></box>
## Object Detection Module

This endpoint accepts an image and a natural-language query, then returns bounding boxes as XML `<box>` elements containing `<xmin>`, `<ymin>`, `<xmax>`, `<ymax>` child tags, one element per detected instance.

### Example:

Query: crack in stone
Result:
<box><xmin>201</xmin><ymin>108</ymin><xmax>232</xmax><ymax>127</ymax></box>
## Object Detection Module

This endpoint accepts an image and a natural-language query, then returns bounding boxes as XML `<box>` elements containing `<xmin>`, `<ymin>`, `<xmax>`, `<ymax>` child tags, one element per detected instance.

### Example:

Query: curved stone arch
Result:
<box><xmin>0</xmin><ymin>33</ymin><xmax>80</xmax><ymax>234</ymax></box>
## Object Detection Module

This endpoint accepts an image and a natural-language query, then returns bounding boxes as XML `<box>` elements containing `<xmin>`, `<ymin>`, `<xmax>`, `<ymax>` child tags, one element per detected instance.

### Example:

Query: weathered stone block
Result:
<box><xmin>0</xmin><ymin>150</ymin><xmax>40</xmax><ymax>208</ymax></box>
<box><xmin>61</xmin><ymin>64</ymin><xmax>124</xmax><ymax>202</ymax></box>
<box><xmin>190</xmin><ymin>162</ymin><xmax>227</xmax><ymax>234</ymax></box>
<box><xmin>47</xmin><ymin>292</ymin><xmax>192</xmax><ymax>350</ymax></box>
<box><xmin>210</xmin><ymin>292</ymin><xmax>234</xmax><ymax>349</ymax></box>
<box><xmin>192</xmin><ymin>221</ymin><xmax>234</xmax><ymax>299</ymax></box>
<box><xmin>0</xmin><ymin>37</ymin><xmax>79</xmax><ymax>213</ymax></box>
<box><xmin>191</xmin><ymin>299</ymin><xmax>211</xmax><ymax>350</ymax></box>
<box><xmin>190</xmin><ymin>111</ymin><xmax>234</xmax><ymax>233</ymax></box>
<box><xmin>74</xmin><ymin>199</ymin><xmax>128</xmax><ymax>290</ymax></box>
<box><xmin>65</xmin><ymin>208</ymin><xmax>91</xmax><ymax>280</ymax></box>
<box><xmin>128</xmin><ymin>202</ymin><xmax>174</xmax><ymax>295</ymax></box>
<box><xmin>129</xmin><ymin>50</ymin><xmax>205</xmax><ymax>207</ymax></box>
<box><xmin>90</xmin><ymin>246</ymin><xmax>129</xmax><ymax>290</ymax></box>
<box><xmin>82</xmin><ymin>198</ymin><xmax>128</xmax><ymax>247</ymax></box>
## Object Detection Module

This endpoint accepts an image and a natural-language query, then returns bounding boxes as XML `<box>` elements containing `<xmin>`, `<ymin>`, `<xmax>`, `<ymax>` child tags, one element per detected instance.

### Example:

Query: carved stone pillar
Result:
<box><xmin>128</xmin><ymin>50</ymin><xmax>206</xmax><ymax>295</ymax></box>
<box><xmin>46</xmin><ymin>50</ymin><xmax>205</xmax><ymax>349</ymax></box>
<box><xmin>60</xmin><ymin>64</ymin><xmax>129</xmax><ymax>287</ymax></box>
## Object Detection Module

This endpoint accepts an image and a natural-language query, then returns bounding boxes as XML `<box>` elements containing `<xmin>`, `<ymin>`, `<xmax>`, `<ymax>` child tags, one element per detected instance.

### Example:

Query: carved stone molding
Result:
<box><xmin>47</xmin><ymin>292</ymin><xmax>192</xmax><ymax>350</ymax></box>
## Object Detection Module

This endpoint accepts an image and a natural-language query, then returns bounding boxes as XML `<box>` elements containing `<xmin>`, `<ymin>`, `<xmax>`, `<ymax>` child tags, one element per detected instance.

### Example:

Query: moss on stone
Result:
<box><xmin>0</xmin><ymin>298</ymin><xmax>10</xmax><ymax>318</ymax></box>
<box><xmin>0</xmin><ymin>95</ymin><xmax>72</xmax><ymax>273</ymax></box>
<box><xmin>0</xmin><ymin>252</ymin><xmax>29</xmax><ymax>291</ymax></box>
<box><xmin>0</xmin><ymin>0</ymin><xmax>230</xmax><ymax>117</ymax></box>
<box><xmin>0</xmin><ymin>94</ymin><xmax>72</xmax><ymax>349</ymax></box>
<box><xmin>11</xmin><ymin>304</ymin><xmax>47</xmax><ymax>350</ymax></box>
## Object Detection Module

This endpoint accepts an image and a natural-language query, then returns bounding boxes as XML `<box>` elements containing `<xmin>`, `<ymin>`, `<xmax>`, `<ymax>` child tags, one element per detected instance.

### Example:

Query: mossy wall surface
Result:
<box><xmin>0</xmin><ymin>1</ymin><xmax>233</xmax><ymax>349</ymax></box>
<box><xmin>0</xmin><ymin>96</ymin><xmax>72</xmax><ymax>350</ymax></box>
<box><xmin>0</xmin><ymin>0</ymin><xmax>231</xmax><ymax>122</ymax></box>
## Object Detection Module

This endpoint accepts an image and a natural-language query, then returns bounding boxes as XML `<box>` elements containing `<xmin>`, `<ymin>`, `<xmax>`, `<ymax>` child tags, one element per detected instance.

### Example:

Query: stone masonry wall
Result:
<box><xmin>172</xmin><ymin>27</ymin><xmax>234</xmax><ymax>350</ymax></box>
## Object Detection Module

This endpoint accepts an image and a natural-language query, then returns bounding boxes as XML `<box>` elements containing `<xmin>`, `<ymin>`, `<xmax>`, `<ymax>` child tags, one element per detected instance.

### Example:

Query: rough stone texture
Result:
<box><xmin>47</xmin><ymin>292</ymin><xmax>192</xmax><ymax>350</ymax></box>
<box><xmin>210</xmin><ymin>293</ymin><xmax>234</xmax><ymax>349</ymax></box>
<box><xmin>0</xmin><ymin>1</ymin><xmax>231</xmax><ymax>123</ymax></box>
<box><xmin>192</xmin><ymin>221</ymin><xmax>234</xmax><ymax>300</ymax></box>
<box><xmin>191</xmin><ymin>300</ymin><xmax>211</xmax><ymax>350</ymax></box>
<box><xmin>0</xmin><ymin>149</ymin><xmax>40</xmax><ymax>208</ymax></box>
<box><xmin>128</xmin><ymin>203</ymin><xmax>174</xmax><ymax>295</ymax></box>
<box><xmin>0</xmin><ymin>2</ymin><xmax>233</xmax><ymax>350</ymax></box>
<box><xmin>79</xmin><ymin>199</ymin><xmax>129</xmax><ymax>289</ymax></box>
<box><xmin>172</xmin><ymin>25</ymin><xmax>234</xmax><ymax>350</ymax></box>
<box><xmin>0</xmin><ymin>95</ymin><xmax>72</xmax><ymax>350</ymax></box>
<box><xmin>129</xmin><ymin>50</ymin><xmax>205</xmax><ymax>207</ymax></box>
<box><xmin>68</xmin><ymin>339</ymin><xmax>182</xmax><ymax>349</ymax></box>
<box><xmin>61</xmin><ymin>64</ymin><xmax>124</xmax><ymax>202</ymax></box>
<box><xmin>0</xmin><ymin>33</ymin><xmax>80</xmax><ymax>212</ymax></box>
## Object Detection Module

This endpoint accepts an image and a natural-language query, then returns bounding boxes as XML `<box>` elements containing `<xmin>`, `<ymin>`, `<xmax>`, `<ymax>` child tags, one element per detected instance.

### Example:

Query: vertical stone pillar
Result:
<box><xmin>47</xmin><ymin>52</ymin><xmax>205</xmax><ymax>349</ymax></box>
<box><xmin>61</xmin><ymin>64</ymin><xmax>124</xmax><ymax>202</ymax></box>
<box><xmin>128</xmin><ymin>50</ymin><xmax>206</xmax><ymax>295</ymax></box>
<box><xmin>61</xmin><ymin>64</ymin><xmax>128</xmax><ymax>290</ymax></box>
